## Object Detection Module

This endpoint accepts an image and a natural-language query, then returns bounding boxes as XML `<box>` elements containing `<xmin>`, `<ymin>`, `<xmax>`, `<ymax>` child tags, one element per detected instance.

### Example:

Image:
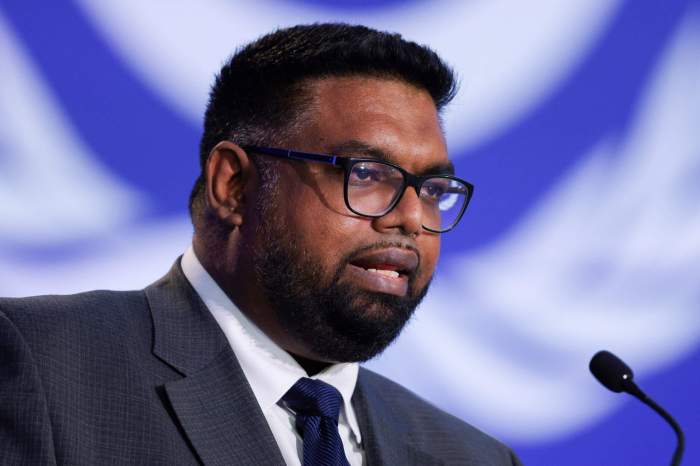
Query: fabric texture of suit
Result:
<box><xmin>0</xmin><ymin>260</ymin><xmax>521</xmax><ymax>465</ymax></box>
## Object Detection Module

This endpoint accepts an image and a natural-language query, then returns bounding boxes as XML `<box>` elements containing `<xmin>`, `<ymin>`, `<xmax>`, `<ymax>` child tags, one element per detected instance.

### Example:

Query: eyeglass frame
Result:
<box><xmin>243</xmin><ymin>145</ymin><xmax>474</xmax><ymax>233</ymax></box>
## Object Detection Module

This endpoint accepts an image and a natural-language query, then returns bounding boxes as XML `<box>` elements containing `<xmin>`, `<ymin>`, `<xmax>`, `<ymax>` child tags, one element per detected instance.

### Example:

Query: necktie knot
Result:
<box><xmin>283</xmin><ymin>377</ymin><xmax>343</xmax><ymax>421</ymax></box>
<box><xmin>282</xmin><ymin>378</ymin><xmax>350</xmax><ymax>466</ymax></box>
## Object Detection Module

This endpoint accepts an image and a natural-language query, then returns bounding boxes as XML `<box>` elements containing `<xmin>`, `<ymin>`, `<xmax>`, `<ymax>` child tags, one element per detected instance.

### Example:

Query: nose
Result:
<box><xmin>373</xmin><ymin>186</ymin><xmax>423</xmax><ymax>236</ymax></box>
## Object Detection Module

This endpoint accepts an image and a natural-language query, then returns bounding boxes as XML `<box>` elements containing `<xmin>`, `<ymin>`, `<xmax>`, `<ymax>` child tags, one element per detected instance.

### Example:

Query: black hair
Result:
<box><xmin>190</xmin><ymin>22</ymin><xmax>457</xmax><ymax>224</ymax></box>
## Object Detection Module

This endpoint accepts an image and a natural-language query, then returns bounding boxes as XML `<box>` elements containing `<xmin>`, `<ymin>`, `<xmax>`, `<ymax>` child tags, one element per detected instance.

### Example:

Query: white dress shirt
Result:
<box><xmin>181</xmin><ymin>246</ymin><xmax>365</xmax><ymax>466</ymax></box>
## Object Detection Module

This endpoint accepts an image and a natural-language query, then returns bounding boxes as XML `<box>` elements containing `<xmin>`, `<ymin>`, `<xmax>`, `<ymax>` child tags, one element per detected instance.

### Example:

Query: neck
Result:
<box><xmin>290</xmin><ymin>352</ymin><xmax>333</xmax><ymax>376</ymax></box>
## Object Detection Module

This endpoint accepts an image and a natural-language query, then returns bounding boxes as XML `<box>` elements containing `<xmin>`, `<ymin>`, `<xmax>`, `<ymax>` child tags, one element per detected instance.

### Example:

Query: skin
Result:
<box><xmin>194</xmin><ymin>76</ymin><xmax>450</xmax><ymax>370</ymax></box>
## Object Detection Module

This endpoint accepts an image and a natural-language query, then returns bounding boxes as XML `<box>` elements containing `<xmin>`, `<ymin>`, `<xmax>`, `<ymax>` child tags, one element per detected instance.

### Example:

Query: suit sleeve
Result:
<box><xmin>0</xmin><ymin>308</ymin><xmax>57</xmax><ymax>466</ymax></box>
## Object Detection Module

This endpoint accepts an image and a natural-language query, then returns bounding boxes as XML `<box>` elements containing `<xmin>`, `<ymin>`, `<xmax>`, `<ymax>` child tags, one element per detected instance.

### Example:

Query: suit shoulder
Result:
<box><xmin>0</xmin><ymin>288</ymin><xmax>147</xmax><ymax>319</ymax></box>
<box><xmin>0</xmin><ymin>289</ymin><xmax>150</xmax><ymax>346</ymax></box>
<box><xmin>358</xmin><ymin>367</ymin><xmax>518</xmax><ymax>463</ymax></box>
<box><xmin>358</xmin><ymin>367</ymin><xmax>475</xmax><ymax>430</ymax></box>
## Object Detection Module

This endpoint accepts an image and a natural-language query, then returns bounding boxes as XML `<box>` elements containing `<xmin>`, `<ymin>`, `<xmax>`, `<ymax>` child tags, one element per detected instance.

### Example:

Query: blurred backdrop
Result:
<box><xmin>1</xmin><ymin>1</ymin><xmax>698</xmax><ymax>464</ymax></box>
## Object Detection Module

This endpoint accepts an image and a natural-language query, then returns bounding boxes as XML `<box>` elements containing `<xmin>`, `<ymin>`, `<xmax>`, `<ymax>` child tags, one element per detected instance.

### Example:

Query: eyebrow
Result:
<box><xmin>328</xmin><ymin>140</ymin><xmax>455</xmax><ymax>176</ymax></box>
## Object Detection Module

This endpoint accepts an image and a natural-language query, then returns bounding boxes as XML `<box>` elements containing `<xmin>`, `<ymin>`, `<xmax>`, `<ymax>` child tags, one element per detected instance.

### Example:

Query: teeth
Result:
<box><xmin>366</xmin><ymin>268</ymin><xmax>400</xmax><ymax>278</ymax></box>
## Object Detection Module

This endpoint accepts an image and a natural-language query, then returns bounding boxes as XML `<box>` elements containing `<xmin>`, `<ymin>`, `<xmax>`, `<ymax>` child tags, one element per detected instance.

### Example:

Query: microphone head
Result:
<box><xmin>589</xmin><ymin>350</ymin><xmax>635</xmax><ymax>393</ymax></box>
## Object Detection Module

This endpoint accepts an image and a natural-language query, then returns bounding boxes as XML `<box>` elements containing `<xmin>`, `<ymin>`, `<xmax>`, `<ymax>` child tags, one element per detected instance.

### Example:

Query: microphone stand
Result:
<box><xmin>622</xmin><ymin>378</ymin><xmax>685</xmax><ymax>466</ymax></box>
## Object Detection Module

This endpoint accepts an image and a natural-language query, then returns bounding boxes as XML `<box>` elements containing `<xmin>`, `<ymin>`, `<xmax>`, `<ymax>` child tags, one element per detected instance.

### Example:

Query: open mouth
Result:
<box><xmin>365</xmin><ymin>268</ymin><xmax>401</xmax><ymax>279</ymax></box>
<box><xmin>345</xmin><ymin>248</ymin><xmax>419</xmax><ymax>296</ymax></box>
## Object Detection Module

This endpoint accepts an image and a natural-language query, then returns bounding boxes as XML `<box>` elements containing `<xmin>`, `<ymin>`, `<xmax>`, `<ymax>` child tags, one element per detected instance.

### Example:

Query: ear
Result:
<box><xmin>204</xmin><ymin>141</ymin><xmax>252</xmax><ymax>227</ymax></box>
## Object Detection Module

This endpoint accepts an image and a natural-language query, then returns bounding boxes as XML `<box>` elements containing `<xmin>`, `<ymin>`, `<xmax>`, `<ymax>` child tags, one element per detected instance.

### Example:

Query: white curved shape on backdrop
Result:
<box><xmin>0</xmin><ymin>217</ymin><xmax>192</xmax><ymax>297</ymax></box>
<box><xmin>75</xmin><ymin>0</ymin><xmax>622</xmax><ymax>151</ymax></box>
<box><xmin>368</xmin><ymin>10</ymin><xmax>700</xmax><ymax>441</ymax></box>
<box><xmin>0</xmin><ymin>13</ymin><xmax>143</xmax><ymax>245</ymax></box>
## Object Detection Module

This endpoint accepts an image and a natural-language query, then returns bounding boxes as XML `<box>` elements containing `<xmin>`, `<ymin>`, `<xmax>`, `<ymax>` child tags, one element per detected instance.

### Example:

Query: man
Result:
<box><xmin>0</xmin><ymin>24</ymin><xmax>521</xmax><ymax>465</ymax></box>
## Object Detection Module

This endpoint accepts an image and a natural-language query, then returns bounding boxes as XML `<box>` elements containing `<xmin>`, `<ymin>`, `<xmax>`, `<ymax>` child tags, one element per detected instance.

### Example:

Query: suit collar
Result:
<box><xmin>145</xmin><ymin>258</ymin><xmax>227</xmax><ymax>375</ymax></box>
<box><xmin>145</xmin><ymin>259</ymin><xmax>285</xmax><ymax>466</ymax></box>
<box><xmin>353</xmin><ymin>368</ymin><xmax>443</xmax><ymax>466</ymax></box>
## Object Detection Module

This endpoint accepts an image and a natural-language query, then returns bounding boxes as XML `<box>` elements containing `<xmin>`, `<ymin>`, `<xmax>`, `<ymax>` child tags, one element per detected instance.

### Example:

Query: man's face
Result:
<box><xmin>249</xmin><ymin>76</ymin><xmax>449</xmax><ymax>363</ymax></box>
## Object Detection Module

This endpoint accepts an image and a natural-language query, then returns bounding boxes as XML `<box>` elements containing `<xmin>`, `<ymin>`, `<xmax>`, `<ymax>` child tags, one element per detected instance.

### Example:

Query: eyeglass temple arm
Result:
<box><xmin>245</xmin><ymin>146</ymin><xmax>340</xmax><ymax>166</ymax></box>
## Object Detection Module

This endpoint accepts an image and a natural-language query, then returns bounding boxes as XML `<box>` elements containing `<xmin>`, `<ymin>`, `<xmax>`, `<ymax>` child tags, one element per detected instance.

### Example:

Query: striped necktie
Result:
<box><xmin>282</xmin><ymin>377</ymin><xmax>351</xmax><ymax>466</ymax></box>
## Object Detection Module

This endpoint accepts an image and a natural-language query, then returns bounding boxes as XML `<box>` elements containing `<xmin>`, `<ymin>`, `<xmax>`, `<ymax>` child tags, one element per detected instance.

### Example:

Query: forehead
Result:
<box><xmin>293</xmin><ymin>76</ymin><xmax>449</xmax><ymax>173</ymax></box>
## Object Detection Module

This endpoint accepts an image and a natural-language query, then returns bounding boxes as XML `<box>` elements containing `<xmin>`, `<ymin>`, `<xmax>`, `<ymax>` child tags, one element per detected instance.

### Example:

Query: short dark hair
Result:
<box><xmin>190</xmin><ymin>22</ymin><xmax>457</xmax><ymax>223</ymax></box>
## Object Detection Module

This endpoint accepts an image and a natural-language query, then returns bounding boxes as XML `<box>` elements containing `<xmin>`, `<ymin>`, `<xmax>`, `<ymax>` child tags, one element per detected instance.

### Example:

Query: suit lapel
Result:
<box><xmin>146</xmin><ymin>260</ymin><xmax>285</xmax><ymax>466</ymax></box>
<box><xmin>164</xmin><ymin>349</ymin><xmax>285</xmax><ymax>466</ymax></box>
<box><xmin>353</xmin><ymin>369</ymin><xmax>443</xmax><ymax>466</ymax></box>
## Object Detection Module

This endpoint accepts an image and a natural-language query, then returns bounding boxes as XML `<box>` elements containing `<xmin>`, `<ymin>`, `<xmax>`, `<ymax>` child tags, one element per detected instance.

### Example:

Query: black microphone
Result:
<box><xmin>589</xmin><ymin>350</ymin><xmax>685</xmax><ymax>466</ymax></box>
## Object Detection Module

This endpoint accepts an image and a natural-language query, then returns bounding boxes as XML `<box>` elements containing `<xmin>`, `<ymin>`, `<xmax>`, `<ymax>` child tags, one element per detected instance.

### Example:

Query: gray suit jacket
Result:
<box><xmin>0</xmin><ymin>260</ymin><xmax>521</xmax><ymax>465</ymax></box>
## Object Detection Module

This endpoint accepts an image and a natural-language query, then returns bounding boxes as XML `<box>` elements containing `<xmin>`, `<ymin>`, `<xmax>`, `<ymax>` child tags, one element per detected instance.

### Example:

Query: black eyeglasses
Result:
<box><xmin>244</xmin><ymin>146</ymin><xmax>474</xmax><ymax>233</ymax></box>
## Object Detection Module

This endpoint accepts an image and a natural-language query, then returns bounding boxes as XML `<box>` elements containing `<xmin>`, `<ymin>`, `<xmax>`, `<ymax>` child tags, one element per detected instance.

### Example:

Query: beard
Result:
<box><xmin>251</xmin><ymin>217</ymin><xmax>431</xmax><ymax>363</ymax></box>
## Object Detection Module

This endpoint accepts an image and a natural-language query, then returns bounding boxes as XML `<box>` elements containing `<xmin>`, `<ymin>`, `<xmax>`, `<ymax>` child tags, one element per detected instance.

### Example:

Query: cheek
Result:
<box><xmin>418</xmin><ymin>236</ymin><xmax>441</xmax><ymax>281</ymax></box>
<box><xmin>288</xmin><ymin>189</ymin><xmax>361</xmax><ymax>269</ymax></box>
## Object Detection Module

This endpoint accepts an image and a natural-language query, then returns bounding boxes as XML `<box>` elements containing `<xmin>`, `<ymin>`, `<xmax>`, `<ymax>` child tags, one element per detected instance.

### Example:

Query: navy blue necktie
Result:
<box><xmin>282</xmin><ymin>378</ymin><xmax>351</xmax><ymax>466</ymax></box>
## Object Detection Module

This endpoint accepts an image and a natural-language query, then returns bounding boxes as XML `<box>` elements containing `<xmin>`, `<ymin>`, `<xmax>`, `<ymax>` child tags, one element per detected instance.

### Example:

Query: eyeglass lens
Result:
<box><xmin>347</xmin><ymin>161</ymin><xmax>468</xmax><ymax>232</ymax></box>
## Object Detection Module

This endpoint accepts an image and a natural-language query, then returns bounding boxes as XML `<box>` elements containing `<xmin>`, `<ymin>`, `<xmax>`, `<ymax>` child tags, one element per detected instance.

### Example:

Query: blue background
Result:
<box><xmin>1</xmin><ymin>1</ymin><xmax>698</xmax><ymax>464</ymax></box>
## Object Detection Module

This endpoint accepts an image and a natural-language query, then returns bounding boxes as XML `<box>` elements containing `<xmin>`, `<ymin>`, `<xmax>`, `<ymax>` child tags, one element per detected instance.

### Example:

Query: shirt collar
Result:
<box><xmin>180</xmin><ymin>245</ymin><xmax>362</xmax><ymax>443</ymax></box>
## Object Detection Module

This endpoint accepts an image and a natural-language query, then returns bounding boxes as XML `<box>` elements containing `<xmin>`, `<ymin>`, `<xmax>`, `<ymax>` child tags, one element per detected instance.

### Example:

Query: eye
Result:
<box><xmin>423</xmin><ymin>184</ymin><xmax>446</xmax><ymax>198</ymax></box>
<box><xmin>354</xmin><ymin>165</ymin><xmax>375</xmax><ymax>180</ymax></box>
<box><xmin>421</xmin><ymin>179</ymin><xmax>450</xmax><ymax>203</ymax></box>
<box><xmin>349</xmin><ymin>162</ymin><xmax>388</xmax><ymax>185</ymax></box>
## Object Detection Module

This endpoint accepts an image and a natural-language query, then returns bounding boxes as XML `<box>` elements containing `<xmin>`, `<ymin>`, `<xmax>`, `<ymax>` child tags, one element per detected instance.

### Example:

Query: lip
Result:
<box><xmin>343</xmin><ymin>247</ymin><xmax>419</xmax><ymax>296</ymax></box>
<box><xmin>349</xmin><ymin>248</ymin><xmax>419</xmax><ymax>275</ymax></box>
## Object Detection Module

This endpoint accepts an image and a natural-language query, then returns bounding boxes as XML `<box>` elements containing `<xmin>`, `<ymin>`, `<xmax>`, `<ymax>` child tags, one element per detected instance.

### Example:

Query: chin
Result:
<box><xmin>307</xmin><ymin>304</ymin><xmax>415</xmax><ymax>363</ymax></box>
